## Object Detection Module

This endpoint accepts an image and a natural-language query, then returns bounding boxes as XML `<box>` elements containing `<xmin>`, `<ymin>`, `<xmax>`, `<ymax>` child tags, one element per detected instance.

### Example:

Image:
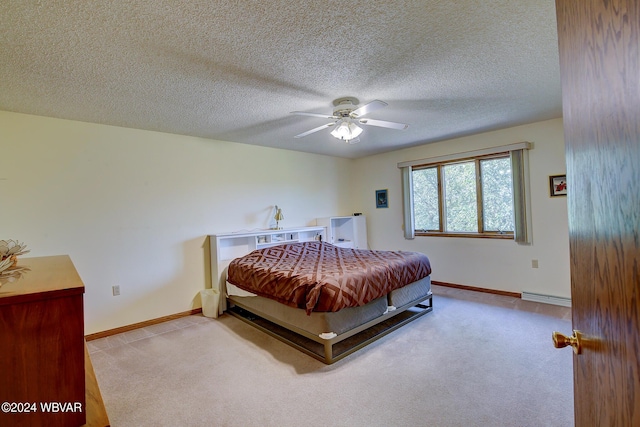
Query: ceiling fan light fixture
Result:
<box><xmin>330</xmin><ymin>118</ymin><xmax>363</xmax><ymax>141</ymax></box>
<box><xmin>291</xmin><ymin>98</ymin><xmax>407</xmax><ymax>143</ymax></box>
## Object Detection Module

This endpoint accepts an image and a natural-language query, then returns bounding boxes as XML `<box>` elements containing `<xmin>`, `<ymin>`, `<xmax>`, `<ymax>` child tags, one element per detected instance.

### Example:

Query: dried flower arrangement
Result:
<box><xmin>0</xmin><ymin>240</ymin><xmax>31</xmax><ymax>283</ymax></box>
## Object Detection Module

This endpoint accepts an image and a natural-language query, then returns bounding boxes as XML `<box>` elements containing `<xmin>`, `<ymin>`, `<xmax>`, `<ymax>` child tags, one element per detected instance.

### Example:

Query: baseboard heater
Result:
<box><xmin>521</xmin><ymin>291</ymin><xmax>571</xmax><ymax>307</ymax></box>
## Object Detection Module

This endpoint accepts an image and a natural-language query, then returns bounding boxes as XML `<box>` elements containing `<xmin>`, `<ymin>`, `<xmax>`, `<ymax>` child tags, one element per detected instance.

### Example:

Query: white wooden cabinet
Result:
<box><xmin>208</xmin><ymin>226</ymin><xmax>326</xmax><ymax>314</ymax></box>
<box><xmin>315</xmin><ymin>215</ymin><xmax>367</xmax><ymax>249</ymax></box>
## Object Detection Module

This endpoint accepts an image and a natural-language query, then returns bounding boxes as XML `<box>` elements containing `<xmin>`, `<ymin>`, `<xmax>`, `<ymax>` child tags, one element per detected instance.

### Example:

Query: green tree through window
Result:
<box><xmin>444</xmin><ymin>162</ymin><xmax>477</xmax><ymax>232</ymax></box>
<box><xmin>412</xmin><ymin>154</ymin><xmax>514</xmax><ymax>236</ymax></box>
<box><xmin>481</xmin><ymin>157</ymin><xmax>514</xmax><ymax>232</ymax></box>
<box><xmin>413</xmin><ymin>167</ymin><xmax>439</xmax><ymax>230</ymax></box>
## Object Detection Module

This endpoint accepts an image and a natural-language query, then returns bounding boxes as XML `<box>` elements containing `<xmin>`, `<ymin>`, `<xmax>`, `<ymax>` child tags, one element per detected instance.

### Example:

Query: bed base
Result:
<box><xmin>227</xmin><ymin>293</ymin><xmax>433</xmax><ymax>364</ymax></box>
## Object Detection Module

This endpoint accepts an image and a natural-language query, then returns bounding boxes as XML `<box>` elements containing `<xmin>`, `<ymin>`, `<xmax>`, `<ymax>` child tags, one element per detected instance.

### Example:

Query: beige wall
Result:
<box><xmin>1</xmin><ymin>111</ymin><xmax>570</xmax><ymax>334</ymax></box>
<box><xmin>352</xmin><ymin>118</ymin><xmax>570</xmax><ymax>299</ymax></box>
<box><xmin>0</xmin><ymin>111</ymin><xmax>355</xmax><ymax>334</ymax></box>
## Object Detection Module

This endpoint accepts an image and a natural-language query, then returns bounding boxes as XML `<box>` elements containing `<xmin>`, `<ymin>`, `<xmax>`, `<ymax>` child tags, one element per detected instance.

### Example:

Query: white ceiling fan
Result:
<box><xmin>291</xmin><ymin>97</ymin><xmax>409</xmax><ymax>144</ymax></box>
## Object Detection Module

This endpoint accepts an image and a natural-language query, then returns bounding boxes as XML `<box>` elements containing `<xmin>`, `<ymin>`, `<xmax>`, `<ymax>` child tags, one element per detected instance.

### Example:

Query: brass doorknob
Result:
<box><xmin>552</xmin><ymin>330</ymin><xmax>582</xmax><ymax>354</ymax></box>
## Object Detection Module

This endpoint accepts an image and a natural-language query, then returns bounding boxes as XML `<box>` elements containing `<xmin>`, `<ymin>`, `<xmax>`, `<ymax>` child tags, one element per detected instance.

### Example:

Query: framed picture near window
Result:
<box><xmin>549</xmin><ymin>175</ymin><xmax>567</xmax><ymax>197</ymax></box>
<box><xmin>376</xmin><ymin>189</ymin><xmax>388</xmax><ymax>208</ymax></box>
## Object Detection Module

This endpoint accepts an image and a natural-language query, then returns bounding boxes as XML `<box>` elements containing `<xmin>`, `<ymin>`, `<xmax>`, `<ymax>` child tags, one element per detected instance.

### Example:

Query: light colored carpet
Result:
<box><xmin>88</xmin><ymin>285</ymin><xmax>574</xmax><ymax>427</ymax></box>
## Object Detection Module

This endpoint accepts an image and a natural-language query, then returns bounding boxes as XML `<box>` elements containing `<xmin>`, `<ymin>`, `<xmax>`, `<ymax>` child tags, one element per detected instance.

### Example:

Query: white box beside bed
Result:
<box><xmin>316</xmin><ymin>215</ymin><xmax>367</xmax><ymax>249</ymax></box>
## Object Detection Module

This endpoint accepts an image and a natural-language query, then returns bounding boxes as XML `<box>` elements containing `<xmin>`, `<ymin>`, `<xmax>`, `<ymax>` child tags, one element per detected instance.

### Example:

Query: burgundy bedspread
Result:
<box><xmin>227</xmin><ymin>241</ymin><xmax>431</xmax><ymax>314</ymax></box>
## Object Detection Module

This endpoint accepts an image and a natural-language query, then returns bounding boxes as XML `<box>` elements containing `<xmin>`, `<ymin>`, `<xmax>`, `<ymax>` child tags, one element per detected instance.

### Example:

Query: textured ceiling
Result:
<box><xmin>0</xmin><ymin>1</ymin><xmax>562</xmax><ymax>159</ymax></box>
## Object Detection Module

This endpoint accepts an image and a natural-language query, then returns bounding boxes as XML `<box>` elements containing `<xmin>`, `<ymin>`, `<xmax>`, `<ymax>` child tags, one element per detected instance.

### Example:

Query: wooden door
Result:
<box><xmin>555</xmin><ymin>0</ymin><xmax>640</xmax><ymax>425</ymax></box>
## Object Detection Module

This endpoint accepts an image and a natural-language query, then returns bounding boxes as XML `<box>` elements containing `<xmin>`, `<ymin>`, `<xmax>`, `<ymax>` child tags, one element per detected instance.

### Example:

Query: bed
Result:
<box><xmin>224</xmin><ymin>241</ymin><xmax>433</xmax><ymax>364</ymax></box>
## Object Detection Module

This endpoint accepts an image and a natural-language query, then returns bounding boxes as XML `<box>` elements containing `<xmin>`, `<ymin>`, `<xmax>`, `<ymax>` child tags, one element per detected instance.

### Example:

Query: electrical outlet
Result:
<box><xmin>531</xmin><ymin>259</ymin><xmax>539</xmax><ymax>269</ymax></box>
<box><xmin>112</xmin><ymin>285</ymin><xmax>121</xmax><ymax>296</ymax></box>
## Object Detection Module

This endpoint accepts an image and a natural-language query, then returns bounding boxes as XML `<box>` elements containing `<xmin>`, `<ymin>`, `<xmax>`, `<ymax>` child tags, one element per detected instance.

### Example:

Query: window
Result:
<box><xmin>413</xmin><ymin>154</ymin><xmax>513</xmax><ymax>237</ymax></box>
<box><xmin>399</xmin><ymin>143</ymin><xmax>531</xmax><ymax>242</ymax></box>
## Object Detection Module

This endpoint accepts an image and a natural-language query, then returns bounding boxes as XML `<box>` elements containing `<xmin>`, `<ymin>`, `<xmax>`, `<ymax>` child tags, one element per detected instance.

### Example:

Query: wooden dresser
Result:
<box><xmin>0</xmin><ymin>255</ymin><xmax>108</xmax><ymax>427</ymax></box>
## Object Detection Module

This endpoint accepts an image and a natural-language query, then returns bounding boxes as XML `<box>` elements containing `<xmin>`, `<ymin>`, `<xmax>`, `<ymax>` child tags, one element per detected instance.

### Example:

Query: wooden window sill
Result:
<box><xmin>415</xmin><ymin>232</ymin><xmax>514</xmax><ymax>239</ymax></box>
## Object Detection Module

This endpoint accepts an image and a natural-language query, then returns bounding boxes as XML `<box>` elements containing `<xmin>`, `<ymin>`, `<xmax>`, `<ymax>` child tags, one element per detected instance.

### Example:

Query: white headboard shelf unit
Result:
<box><xmin>208</xmin><ymin>226</ymin><xmax>326</xmax><ymax>314</ymax></box>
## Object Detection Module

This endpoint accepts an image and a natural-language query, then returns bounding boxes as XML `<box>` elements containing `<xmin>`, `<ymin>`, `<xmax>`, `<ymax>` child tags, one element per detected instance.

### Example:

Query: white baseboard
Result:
<box><xmin>521</xmin><ymin>292</ymin><xmax>571</xmax><ymax>307</ymax></box>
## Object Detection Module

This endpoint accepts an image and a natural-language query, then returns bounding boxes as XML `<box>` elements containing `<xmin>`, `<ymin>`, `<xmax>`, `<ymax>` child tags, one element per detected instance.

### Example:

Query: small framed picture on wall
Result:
<box><xmin>376</xmin><ymin>189</ymin><xmax>388</xmax><ymax>208</ymax></box>
<box><xmin>549</xmin><ymin>174</ymin><xmax>567</xmax><ymax>197</ymax></box>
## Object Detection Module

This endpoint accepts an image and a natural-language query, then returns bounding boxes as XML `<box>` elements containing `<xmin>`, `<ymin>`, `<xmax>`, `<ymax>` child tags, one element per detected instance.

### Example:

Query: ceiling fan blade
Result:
<box><xmin>294</xmin><ymin>123</ymin><xmax>335</xmax><ymax>138</ymax></box>
<box><xmin>350</xmin><ymin>100</ymin><xmax>388</xmax><ymax>117</ymax></box>
<box><xmin>358</xmin><ymin>118</ymin><xmax>409</xmax><ymax>130</ymax></box>
<box><xmin>291</xmin><ymin>111</ymin><xmax>337</xmax><ymax>119</ymax></box>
